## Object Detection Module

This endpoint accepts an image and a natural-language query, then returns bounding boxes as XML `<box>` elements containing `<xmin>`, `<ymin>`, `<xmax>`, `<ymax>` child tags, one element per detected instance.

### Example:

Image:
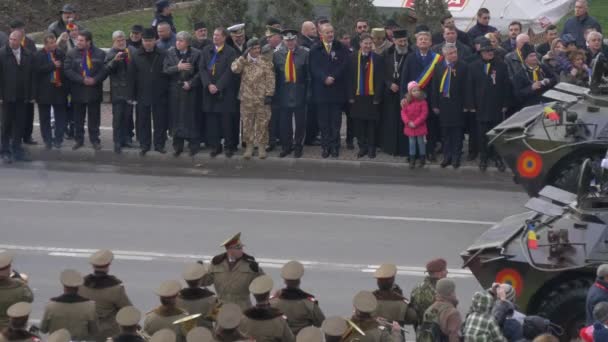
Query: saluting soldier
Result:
<box><xmin>240</xmin><ymin>275</ymin><xmax>295</xmax><ymax>342</ymax></box>
<box><xmin>343</xmin><ymin>291</ymin><xmax>398</xmax><ymax>342</ymax></box>
<box><xmin>372</xmin><ymin>264</ymin><xmax>417</xmax><ymax>337</ymax></box>
<box><xmin>143</xmin><ymin>281</ymin><xmax>188</xmax><ymax>342</ymax></box>
<box><xmin>0</xmin><ymin>302</ymin><xmax>39</xmax><ymax>342</ymax></box>
<box><xmin>0</xmin><ymin>253</ymin><xmax>33</xmax><ymax>330</ymax></box>
<box><xmin>40</xmin><ymin>269</ymin><xmax>98</xmax><ymax>340</ymax></box>
<box><xmin>111</xmin><ymin>306</ymin><xmax>147</xmax><ymax>342</ymax></box>
<box><xmin>176</xmin><ymin>263</ymin><xmax>217</xmax><ymax>330</ymax></box>
<box><xmin>270</xmin><ymin>261</ymin><xmax>325</xmax><ymax>335</ymax></box>
<box><xmin>321</xmin><ymin>317</ymin><xmax>348</xmax><ymax>342</ymax></box>
<box><xmin>79</xmin><ymin>249</ymin><xmax>133</xmax><ymax>342</ymax></box>
<box><xmin>409</xmin><ymin>258</ymin><xmax>448</xmax><ymax>331</ymax></box>
<box><xmin>201</xmin><ymin>233</ymin><xmax>264</xmax><ymax>310</ymax></box>
<box><xmin>214</xmin><ymin>303</ymin><xmax>250</xmax><ymax>342</ymax></box>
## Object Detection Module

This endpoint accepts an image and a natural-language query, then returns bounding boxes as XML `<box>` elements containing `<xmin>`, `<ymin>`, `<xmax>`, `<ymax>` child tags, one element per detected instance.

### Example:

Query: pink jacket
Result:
<box><xmin>401</xmin><ymin>98</ymin><xmax>428</xmax><ymax>137</ymax></box>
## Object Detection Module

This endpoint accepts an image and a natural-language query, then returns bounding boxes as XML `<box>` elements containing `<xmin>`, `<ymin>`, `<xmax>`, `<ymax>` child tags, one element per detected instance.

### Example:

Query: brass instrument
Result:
<box><xmin>172</xmin><ymin>313</ymin><xmax>202</xmax><ymax>333</ymax></box>
<box><xmin>376</xmin><ymin>317</ymin><xmax>409</xmax><ymax>333</ymax></box>
<box><xmin>341</xmin><ymin>318</ymin><xmax>366</xmax><ymax>342</ymax></box>
<box><xmin>205</xmin><ymin>300</ymin><xmax>223</xmax><ymax>322</ymax></box>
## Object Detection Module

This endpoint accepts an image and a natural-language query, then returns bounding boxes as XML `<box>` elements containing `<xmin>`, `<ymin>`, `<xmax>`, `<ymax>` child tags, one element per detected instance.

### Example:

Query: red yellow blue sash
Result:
<box><xmin>416</xmin><ymin>52</ymin><xmax>442</xmax><ymax>89</ymax></box>
<box><xmin>439</xmin><ymin>61</ymin><xmax>455</xmax><ymax>98</ymax></box>
<box><xmin>285</xmin><ymin>50</ymin><xmax>296</xmax><ymax>83</ymax></box>
<box><xmin>81</xmin><ymin>49</ymin><xmax>92</xmax><ymax>77</ymax></box>
<box><xmin>356</xmin><ymin>52</ymin><xmax>374</xmax><ymax>96</ymax></box>
<box><xmin>47</xmin><ymin>51</ymin><xmax>62</xmax><ymax>87</ymax></box>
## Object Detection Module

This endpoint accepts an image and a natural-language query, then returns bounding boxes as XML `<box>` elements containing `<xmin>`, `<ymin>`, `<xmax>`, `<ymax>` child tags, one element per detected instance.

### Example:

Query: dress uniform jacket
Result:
<box><xmin>32</xmin><ymin>48</ymin><xmax>68</xmax><ymax>105</ymax></box>
<box><xmin>240</xmin><ymin>306</ymin><xmax>295</xmax><ymax>342</ymax></box>
<box><xmin>176</xmin><ymin>288</ymin><xmax>217</xmax><ymax>330</ymax></box>
<box><xmin>0</xmin><ymin>279</ymin><xmax>33</xmax><ymax>330</ymax></box>
<box><xmin>202</xmin><ymin>254</ymin><xmax>264</xmax><ymax>310</ymax></box>
<box><xmin>309</xmin><ymin>40</ymin><xmax>349</xmax><ymax>104</ymax></box>
<box><xmin>273</xmin><ymin>46</ymin><xmax>310</xmax><ymax>109</ymax></box>
<box><xmin>0</xmin><ymin>329</ymin><xmax>40</xmax><ymax>342</ymax></box>
<box><xmin>78</xmin><ymin>273</ymin><xmax>132</xmax><ymax>342</ymax></box>
<box><xmin>342</xmin><ymin>316</ymin><xmax>392</xmax><ymax>342</ymax></box>
<box><xmin>40</xmin><ymin>293</ymin><xmax>98</xmax><ymax>340</ymax></box>
<box><xmin>64</xmin><ymin>46</ymin><xmax>107</xmax><ymax>104</ymax></box>
<box><xmin>373</xmin><ymin>289</ymin><xmax>417</xmax><ymax>326</ymax></box>
<box><xmin>105</xmin><ymin>46</ymin><xmax>137</xmax><ymax>103</ymax></box>
<box><xmin>270</xmin><ymin>288</ymin><xmax>325</xmax><ymax>335</ymax></box>
<box><xmin>143</xmin><ymin>306</ymin><xmax>188</xmax><ymax>342</ymax></box>
<box><xmin>127</xmin><ymin>47</ymin><xmax>168</xmax><ymax>105</ymax></box>
<box><xmin>199</xmin><ymin>44</ymin><xmax>238</xmax><ymax>113</ymax></box>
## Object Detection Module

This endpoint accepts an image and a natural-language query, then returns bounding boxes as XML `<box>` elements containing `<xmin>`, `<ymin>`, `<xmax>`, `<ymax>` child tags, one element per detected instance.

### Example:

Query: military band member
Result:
<box><xmin>295</xmin><ymin>327</ymin><xmax>323</xmax><ymax>342</ymax></box>
<box><xmin>79</xmin><ymin>249</ymin><xmax>133</xmax><ymax>342</ymax></box>
<box><xmin>372</xmin><ymin>264</ymin><xmax>417</xmax><ymax>335</ymax></box>
<box><xmin>40</xmin><ymin>269</ymin><xmax>98</xmax><ymax>340</ymax></box>
<box><xmin>185</xmin><ymin>327</ymin><xmax>213</xmax><ymax>342</ymax></box>
<box><xmin>112</xmin><ymin>306</ymin><xmax>147</xmax><ymax>342</ymax></box>
<box><xmin>321</xmin><ymin>317</ymin><xmax>348</xmax><ymax>342</ymax></box>
<box><xmin>143</xmin><ymin>281</ymin><xmax>188</xmax><ymax>341</ymax></box>
<box><xmin>239</xmin><ymin>275</ymin><xmax>295</xmax><ymax>342</ymax></box>
<box><xmin>150</xmin><ymin>330</ymin><xmax>176</xmax><ymax>342</ymax></box>
<box><xmin>343</xmin><ymin>291</ymin><xmax>398</xmax><ymax>342</ymax></box>
<box><xmin>201</xmin><ymin>233</ymin><xmax>264</xmax><ymax>310</ymax></box>
<box><xmin>0</xmin><ymin>303</ymin><xmax>39</xmax><ymax>342</ymax></box>
<box><xmin>270</xmin><ymin>261</ymin><xmax>325</xmax><ymax>335</ymax></box>
<box><xmin>0</xmin><ymin>253</ymin><xmax>33</xmax><ymax>330</ymax></box>
<box><xmin>214</xmin><ymin>303</ymin><xmax>250</xmax><ymax>341</ymax></box>
<box><xmin>47</xmin><ymin>329</ymin><xmax>70</xmax><ymax>342</ymax></box>
<box><xmin>176</xmin><ymin>263</ymin><xmax>217</xmax><ymax>330</ymax></box>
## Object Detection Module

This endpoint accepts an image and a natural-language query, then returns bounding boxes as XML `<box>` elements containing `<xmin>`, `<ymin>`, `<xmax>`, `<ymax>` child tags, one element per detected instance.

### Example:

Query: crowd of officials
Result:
<box><xmin>1</xmin><ymin>232</ymin><xmax>587</xmax><ymax>342</ymax></box>
<box><xmin>0</xmin><ymin>0</ymin><xmax>605</xmax><ymax>169</ymax></box>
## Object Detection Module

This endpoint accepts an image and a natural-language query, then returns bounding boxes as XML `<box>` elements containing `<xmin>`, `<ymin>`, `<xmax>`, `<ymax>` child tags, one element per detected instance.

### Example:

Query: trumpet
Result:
<box><xmin>173</xmin><ymin>313</ymin><xmax>202</xmax><ymax>333</ymax></box>
<box><xmin>376</xmin><ymin>317</ymin><xmax>409</xmax><ymax>334</ymax></box>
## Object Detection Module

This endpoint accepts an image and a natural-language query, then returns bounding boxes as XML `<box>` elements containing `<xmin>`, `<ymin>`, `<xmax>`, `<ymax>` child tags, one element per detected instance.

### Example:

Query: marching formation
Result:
<box><xmin>0</xmin><ymin>0</ymin><xmax>605</xmax><ymax>170</ymax></box>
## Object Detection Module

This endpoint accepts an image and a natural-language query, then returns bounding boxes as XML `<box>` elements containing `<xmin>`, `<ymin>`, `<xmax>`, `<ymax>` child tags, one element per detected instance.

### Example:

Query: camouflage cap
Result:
<box><xmin>281</xmin><ymin>261</ymin><xmax>305</xmax><ymax>280</ymax></box>
<box><xmin>249</xmin><ymin>275</ymin><xmax>274</xmax><ymax>295</ymax></box>
<box><xmin>155</xmin><ymin>280</ymin><xmax>182</xmax><ymax>297</ymax></box>
<box><xmin>217</xmin><ymin>303</ymin><xmax>242</xmax><ymax>329</ymax></box>
<box><xmin>0</xmin><ymin>252</ymin><xmax>13</xmax><ymax>270</ymax></box>
<box><xmin>186</xmin><ymin>327</ymin><xmax>214</xmax><ymax>342</ymax></box>
<box><xmin>150</xmin><ymin>329</ymin><xmax>176</xmax><ymax>342</ymax></box>
<box><xmin>296</xmin><ymin>326</ymin><xmax>323</xmax><ymax>342</ymax></box>
<box><xmin>116</xmin><ymin>306</ymin><xmax>141</xmax><ymax>326</ymax></box>
<box><xmin>60</xmin><ymin>269</ymin><xmax>84</xmax><ymax>287</ymax></box>
<box><xmin>7</xmin><ymin>302</ymin><xmax>31</xmax><ymax>318</ymax></box>
<box><xmin>48</xmin><ymin>329</ymin><xmax>71</xmax><ymax>342</ymax></box>
<box><xmin>182</xmin><ymin>263</ymin><xmax>208</xmax><ymax>281</ymax></box>
<box><xmin>321</xmin><ymin>316</ymin><xmax>348</xmax><ymax>336</ymax></box>
<box><xmin>89</xmin><ymin>249</ymin><xmax>114</xmax><ymax>267</ymax></box>
<box><xmin>353</xmin><ymin>290</ymin><xmax>377</xmax><ymax>313</ymax></box>
<box><xmin>374</xmin><ymin>264</ymin><xmax>397</xmax><ymax>278</ymax></box>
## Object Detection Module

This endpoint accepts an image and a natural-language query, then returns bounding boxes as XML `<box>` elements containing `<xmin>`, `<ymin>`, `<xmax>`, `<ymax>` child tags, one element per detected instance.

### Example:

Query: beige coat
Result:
<box><xmin>239</xmin><ymin>307</ymin><xmax>295</xmax><ymax>342</ymax></box>
<box><xmin>269</xmin><ymin>288</ymin><xmax>325</xmax><ymax>335</ymax></box>
<box><xmin>0</xmin><ymin>278</ymin><xmax>34</xmax><ymax>329</ymax></box>
<box><xmin>78</xmin><ymin>274</ymin><xmax>132</xmax><ymax>342</ymax></box>
<box><xmin>143</xmin><ymin>306</ymin><xmax>188</xmax><ymax>342</ymax></box>
<box><xmin>176</xmin><ymin>288</ymin><xmax>218</xmax><ymax>330</ymax></box>
<box><xmin>202</xmin><ymin>253</ymin><xmax>264</xmax><ymax>310</ymax></box>
<box><xmin>40</xmin><ymin>294</ymin><xmax>98</xmax><ymax>340</ymax></box>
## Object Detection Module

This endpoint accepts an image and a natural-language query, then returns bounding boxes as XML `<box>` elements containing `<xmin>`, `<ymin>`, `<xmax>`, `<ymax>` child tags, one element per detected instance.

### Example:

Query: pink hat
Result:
<box><xmin>407</xmin><ymin>81</ymin><xmax>419</xmax><ymax>92</ymax></box>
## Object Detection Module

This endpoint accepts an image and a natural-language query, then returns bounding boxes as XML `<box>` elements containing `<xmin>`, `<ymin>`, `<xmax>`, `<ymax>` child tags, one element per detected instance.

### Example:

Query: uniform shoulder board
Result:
<box><xmin>248</xmin><ymin>261</ymin><xmax>260</xmax><ymax>273</ymax></box>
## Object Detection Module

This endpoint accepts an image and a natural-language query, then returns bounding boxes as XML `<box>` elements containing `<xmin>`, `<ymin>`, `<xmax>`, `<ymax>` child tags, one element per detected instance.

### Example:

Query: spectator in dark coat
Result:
<box><xmin>127</xmin><ymin>25</ymin><xmax>143</xmax><ymax>49</ymax></box>
<box><xmin>587</xmin><ymin>265</ymin><xmax>608</xmax><ymax>325</ymax></box>
<box><xmin>299</xmin><ymin>21</ymin><xmax>318</xmax><ymax>50</ymax></box>
<box><xmin>562</xmin><ymin>0</ymin><xmax>602</xmax><ymax>48</ymax></box>
<box><xmin>501</xmin><ymin>21</ymin><xmax>522</xmax><ymax>53</ymax></box>
<box><xmin>63</xmin><ymin>31</ymin><xmax>107</xmax><ymax>150</ymax></box>
<box><xmin>505</xmin><ymin>34</ymin><xmax>530</xmax><ymax>81</ymax></box>
<box><xmin>536</xmin><ymin>25</ymin><xmax>559</xmax><ymax>58</ymax></box>
<box><xmin>432</xmin><ymin>14</ymin><xmax>471</xmax><ymax>47</ymax></box>
<box><xmin>151</xmin><ymin>0</ymin><xmax>176</xmax><ymax>33</ymax></box>
<box><xmin>586</xmin><ymin>31</ymin><xmax>608</xmax><ymax>66</ymax></box>
<box><xmin>593</xmin><ymin>302</ymin><xmax>608</xmax><ymax>341</ymax></box>
<box><xmin>512</xmin><ymin>44</ymin><xmax>557</xmax><ymax>108</ymax></box>
<box><xmin>33</xmin><ymin>33</ymin><xmax>68</xmax><ymax>150</ymax></box>
<box><xmin>309</xmin><ymin>23</ymin><xmax>349</xmax><ymax>159</ymax></box>
<box><xmin>48</xmin><ymin>4</ymin><xmax>77</xmax><ymax>39</ymax></box>
<box><xmin>467</xmin><ymin>8</ymin><xmax>497</xmax><ymax>42</ymax></box>
<box><xmin>192</xmin><ymin>22</ymin><xmax>211</xmax><ymax>51</ymax></box>
<box><xmin>432</xmin><ymin>26</ymin><xmax>472</xmax><ymax>62</ymax></box>
<box><xmin>156</xmin><ymin>22</ymin><xmax>176</xmax><ymax>51</ymax></box>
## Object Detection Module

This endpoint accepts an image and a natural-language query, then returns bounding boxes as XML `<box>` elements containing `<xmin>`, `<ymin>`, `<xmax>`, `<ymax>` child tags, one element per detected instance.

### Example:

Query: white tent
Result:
<box><xmin>373</xmin><ymin>0</ymin><xmax>576</xmax><ymax>33</ymax></box>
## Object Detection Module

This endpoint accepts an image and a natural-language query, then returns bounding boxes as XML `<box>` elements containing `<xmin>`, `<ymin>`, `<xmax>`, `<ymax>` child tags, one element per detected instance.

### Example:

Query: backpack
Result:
<box><xmin>417</xmin><ymin>304</ymin><xmax>449</xmax><ymax>342</ymax></box>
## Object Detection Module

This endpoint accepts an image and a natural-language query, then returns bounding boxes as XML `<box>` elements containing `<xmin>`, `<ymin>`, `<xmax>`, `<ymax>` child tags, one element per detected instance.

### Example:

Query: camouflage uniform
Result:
<box><xmin>410</xmin><ymin>277</ymin><xmax>437</xmax><ymax>329</ymax></box>
<box><xmin>230</xmin><ymin>55</ymin><xmax>275</xmax><ymax>147</ymax></box>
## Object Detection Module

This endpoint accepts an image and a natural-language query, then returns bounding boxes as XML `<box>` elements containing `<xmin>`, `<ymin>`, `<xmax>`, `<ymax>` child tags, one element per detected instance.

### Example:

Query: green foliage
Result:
<box><xmin>413</xmin><ymin>0</ymin><xmax>449</xmax><ymax>34</ymax></box>
<box><xmin>188</xmin><ymin>0</ymin><xmax>250</xmax><ymax>32</ymax></box>
<box><xmin>330</xmin><ymin>0</ymin><xmax>380</xmax><ymax>36</ymax></box>
<box><xmin>255</xmin><ymin>0</ymin><xmax>314</xmax><ymax>30</ymax></box>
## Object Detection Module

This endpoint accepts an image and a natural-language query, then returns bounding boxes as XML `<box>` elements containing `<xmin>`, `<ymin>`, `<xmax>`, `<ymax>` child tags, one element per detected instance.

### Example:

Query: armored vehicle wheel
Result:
<box><xmin>536</xmin><ymin>278</ymin><xmax>593</xmax><ymax>341</ymax></box>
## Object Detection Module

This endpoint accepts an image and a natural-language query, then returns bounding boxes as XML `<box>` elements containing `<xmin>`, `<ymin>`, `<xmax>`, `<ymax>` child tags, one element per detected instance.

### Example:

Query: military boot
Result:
<box><xmin>243</xmin><ymin>145</ymin><xmax>254</xmax><ymax>160</ymax></box>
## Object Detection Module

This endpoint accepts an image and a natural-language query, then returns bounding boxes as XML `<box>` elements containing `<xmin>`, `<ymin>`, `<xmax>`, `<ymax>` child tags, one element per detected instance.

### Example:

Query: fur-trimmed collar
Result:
<box><xmin>243</xmin><ymin>306</ymin><xmax>283</xmax><ymax>321</ymax></box>
<box><xmin>277</xmin><ymin>287</ymin><xmax>315</xmax><ymax>301</ymax></box>
<box><xmin>51</xmin><ymin>293</ymin><xmax>90</xmax><ymax>303</ymax></box>
<box><xmin>178</xmin><ymin>287</ymin><xmax>215</xmax><ymax>300</ymax></box>
<box><xmin>373</xmin><ymin>289</ymin><xmax>406</xmax><ymax>301</ymax></box>
<box><xmin>83</xmin><ymin>273</ymin><xmax>122</xmax><ymax>289</ymax></box>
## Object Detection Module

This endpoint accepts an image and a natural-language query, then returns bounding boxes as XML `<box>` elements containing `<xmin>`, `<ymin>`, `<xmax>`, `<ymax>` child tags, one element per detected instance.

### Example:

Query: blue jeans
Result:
<box><xmin>408</xmin><ymin>136</ymin><xmax>426</xmax><ymax>157</ymax></box>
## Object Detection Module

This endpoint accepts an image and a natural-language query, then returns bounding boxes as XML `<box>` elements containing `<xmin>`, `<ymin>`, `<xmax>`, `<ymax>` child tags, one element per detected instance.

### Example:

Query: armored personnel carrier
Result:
<box><xmin>488</xmin><ymin>53</ymin><xmax>608</xmax><ymax>196</ymax></box>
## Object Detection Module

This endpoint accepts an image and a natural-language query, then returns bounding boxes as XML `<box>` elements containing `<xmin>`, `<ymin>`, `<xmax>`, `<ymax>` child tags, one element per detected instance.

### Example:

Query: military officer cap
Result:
<box><xmin>131</xmin><ymin>24</ymin><xmax>144</xmax><ymax>33</ymax></box>
<box><xmin>48</xmin><ymin>329</ymin><xmax>71</xmax><ymax>342</ymax></box>
<box><xmin>221</xmin><ymin>232</ymin><xmax>244</xmax><ymax>249</ymax></box>
<box><xmin>265</xmin><ymin>25</ymin><xmax>282</xmax><ymax>38</ymax></box>
<box><xmin>194</xmin><ymin>22</ymin><xmax>206</xmax><ymax>31</ymax></box>
<box><xmin>90</xmin><ymin>249</ymin><xmax>114</xmax><ymax>267</ymax></box>
<box><xmin>142</xmin><ymin>28</ymin><xmax>157</xmax><ymax>39</ymax></box>
<box><xmin>116</xmin><ymin>306</ymin><xmax>142</xmax><ymax>326</ymax></box>
<box><xmin>151</xmin><ymin>329</ymin><xmax>176</xmax><ymax>342</ymax></box>
<box><xmin>183</xmin><ymin>263</ymin><xmax>208</xmax><ymax>281</ymax></box>
<box><xmin>60</xmin><ymin>4</ymin><xmax>76</xmax><ymax>13</ymax></box>
<box><xmin>392</xmin><ymin>29</ymin><xmax>408</xmax><ymax>39</ymax></box>
<box><xmin>0</xmin><ymin>252</ymin><xmax>13</xmax><ymax>270</ymax></box>
<box><xmin>281</xmin><ymin>261</ymin><xmax>305</xmax><ymax>280</ymax></box>
<box><xmin>9</xmin><ymin>19</ymin><xmax>25</xmax><ymax>29</ymax></box>
<box><xmin>374</xmin><ymin>264</ymin><xmax>397</xmax><ymax>279</ymax></box>
<box><xmin>186</xmin><ymin>327</ymin><xmax>213</xmax><ymax>342</ymax></box>
<box><xmin>156</xmin><ymin>280</ymin><xmax>182</xmax><ymax>297</ymax></box>
<box><xmin>353</xmin><ymin>291</ymin><xmax>377</xmax><ymax>313</ymax></box>
<box><xmin>321</xmin><ymin>316</ymin><xmax>348</xmax><ymax>336</ymax></box>
<box><xmin>7</xmin><ymin>302</ymin><xmax>32</xmax><ymax>318</ymax></box>
<box><xmin>217</xmin><ymin>303</ymin><xmax>243</xmax><ymax>329</ymax></box>
<box><xmin>281</xmin><ymin>29</ymin><xmax>299</xmax><ymax>41</ymax></box>
<box><xmin>426</xmin><ymin>258</ymin><xmax>447</xmax><ymax>273</ymax></box>
<box><xmin>60</xmin><ymin>269</ymin><xmax>84</xmax><ymax>287</ymax></box>
<box><xmin>227</xmin><ymin>23</ymin><xmax>245</xmax><ymax>36</ymax></box>
<box><xmin>598</xmin><ymin>264</ymin><xmax>608</xmax><ymax>277</ymax></box>
<box><xmin>371</xmin><ymin>28</ymin><xmax>386</xmax><ymax>38</ymax></box>
<box><xmin>296</xmin><ymin>327</ymin><xmax>323</xmax><ymax>342</ymax></box>
<box><xmin>249</xmin><ymin>275</ymin><xmax>274</xmax><ymax>295</ymax></box>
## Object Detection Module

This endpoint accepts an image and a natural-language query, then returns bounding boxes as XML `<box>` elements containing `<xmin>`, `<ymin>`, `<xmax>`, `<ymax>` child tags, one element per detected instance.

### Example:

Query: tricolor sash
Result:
<box><xmin>81</xmin><ymin>49</ymin><xmax>93</xmax><ymax>77</ymax></box>
<box><xmin>416</xmin><ymin>52</ymin><xmax>443</xmax><ymax>89</ymax></box>
<box><xmin>285</xmin><ymin>49</ymin><xmax>296</xmax><ymax>83</ymax></box>
<box><xmin>47</xmin><ymin>51</ymin><xmax>62</xmax><ymax>87</ymax></box>
<box><xmin>439</xmin><ymin>61</ymin><xmax>454</xmax><ymax>98</ymax></box>
<box><xmin>356</xmin><ymin>52</ymin><xmax>374</xmax><ymax>96</ymax></box>
<box><xmin>208</xmin><ymin>45</ymin><xmax>224</xmax><ymax>76</ymax></box>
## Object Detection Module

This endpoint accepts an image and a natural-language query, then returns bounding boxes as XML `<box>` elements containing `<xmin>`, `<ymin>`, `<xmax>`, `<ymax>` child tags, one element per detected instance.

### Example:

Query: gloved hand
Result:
<box><xmin>264</xmin><ymin>96</ymin><xmax>273</xmax><ymax>105</ymax></box>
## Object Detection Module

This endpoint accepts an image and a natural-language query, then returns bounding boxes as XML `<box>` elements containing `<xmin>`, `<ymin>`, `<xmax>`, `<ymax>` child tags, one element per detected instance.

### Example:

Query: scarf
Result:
<box><xmin>81</xmin><ymin>48</ymin><xmax>92</xmax><ymax>77</ymax></box>
<box><xmin>46</xmin><ymin>50</ymin><xmax>62</xmax><ymax>87</ymax></box>
<box><xmin>484</xmin><ymin>62</ymin><xmax>491</xmax><ymax>75</ymax></box>
<box><xmin>440</xmin><ymin>60</ymin><xmax>455</xmax><ymax>97</ymax></box>
<box><xmin>66</xmin><ymin>22</ymin><xmax>76</xmax><ymax>31</ymax></box>
<box><xmin>20</xmin><ymin>37</ymin><xmax>26</xmax><ymax>49</ymax></box>
<box><xmin>516</xmin><ymin>48</ymin><xmax>524</xmax><ymax>64</ymax></box>
<box><xmin>207</xmin><ymin>45</ymin><xmax>223</xmax><ymax>76</ymax></box>
<box><xmin>356</xmin><ymin>51</ymin><xmax>374</xmax><ymax>96</ymax></box>
<box><xmin>323</xmin><ymin>41</ymin><xmax>331</xmax><ymax>54</ymax></box>
<box><xmin>285</xmin><ymin>49</ymin><xmax>296</xmax><ymax>83</ymax></box>
<box><xmin>123</xmin><ymin>48</ymin><xmax>130</xmax><ymax>64</ymax></box>
<box><xmin>529</xmin><ymin>65</ymin><xmax>541</xmax><ymax>81</ymax></box>
<box><xmin>416</xmin><ymin>50</ymin><xmax>443</xmax><ymax>89</ymax></box>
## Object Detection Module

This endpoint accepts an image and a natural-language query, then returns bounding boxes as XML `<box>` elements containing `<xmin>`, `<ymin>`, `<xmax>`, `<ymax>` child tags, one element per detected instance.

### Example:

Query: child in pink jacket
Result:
<box><xmin>401</xmin><ymin>81</ymin><xmax>428</xmax><ymax>168</ymax></box>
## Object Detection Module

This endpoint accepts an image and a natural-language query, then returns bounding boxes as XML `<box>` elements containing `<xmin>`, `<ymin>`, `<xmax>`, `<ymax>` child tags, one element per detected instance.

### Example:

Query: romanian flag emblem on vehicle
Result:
<box><xmin>527</xmin><ymin>221</ymin><xmax>538</xmax><ymax>250</ymax></box>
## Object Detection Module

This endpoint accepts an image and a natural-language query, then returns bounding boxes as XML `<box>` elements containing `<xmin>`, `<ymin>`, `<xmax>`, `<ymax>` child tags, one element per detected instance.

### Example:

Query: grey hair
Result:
<box><xmin>176</xmin><ymin>31</ymin><xmax>192</xmax><ymax>43</ymax></box>
<box><xmin>415</xmin><ymin>31</ymin><xmax>431</xmax><ymax>40</ymax></box>
<box><xmin>588</xmin><ymin>31</ymin><xmax>603</xmax><ymax>42</ymax></box>
<box><xmin>442</xmin><ymin>42</ymin><xmax>457</xmax><ymax>54</ymax></box>
<box><xmin>112</xmin><ymin>31</ymin><xmax>125</xmax><ymax>41</ymax></box>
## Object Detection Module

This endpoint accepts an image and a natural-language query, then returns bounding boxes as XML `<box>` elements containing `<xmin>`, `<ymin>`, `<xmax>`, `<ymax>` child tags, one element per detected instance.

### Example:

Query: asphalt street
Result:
<box><xmin>0</xmin><ymin>160</ymin><xmax>528</xmax><ymax>335</ymax></box>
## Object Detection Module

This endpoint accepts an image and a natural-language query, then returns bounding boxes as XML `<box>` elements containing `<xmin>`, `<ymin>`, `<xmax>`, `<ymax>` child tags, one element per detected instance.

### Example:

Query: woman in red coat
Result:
<box><xmin>401</xmin><ymin>81</ymin><xmax>428</xmax><ymax>168</ymax></box>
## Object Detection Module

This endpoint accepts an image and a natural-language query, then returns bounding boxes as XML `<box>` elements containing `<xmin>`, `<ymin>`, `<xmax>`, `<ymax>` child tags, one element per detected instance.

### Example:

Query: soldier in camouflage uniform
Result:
<box><xmin>410</xmin><ymin>258</ymin><xmax>448</xmax><ymax>331</ymax></box>
<box><xmin>0</xmin><ymin>253</ymin><xmax>33</xmax><ymax>331</ymax></box>
<box><xmin>230</xmin><ymin>38</ymin><xmax>276</xmax><ymax>160</ymax></box>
